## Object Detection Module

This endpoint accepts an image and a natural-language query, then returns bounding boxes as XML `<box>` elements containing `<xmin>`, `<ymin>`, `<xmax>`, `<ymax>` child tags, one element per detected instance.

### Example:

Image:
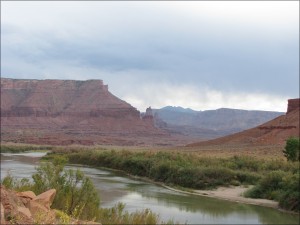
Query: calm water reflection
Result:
<box><xmin>1</xmin><ymin>152</ymin><xmax>298</xmax><ymax>224</ymax></box>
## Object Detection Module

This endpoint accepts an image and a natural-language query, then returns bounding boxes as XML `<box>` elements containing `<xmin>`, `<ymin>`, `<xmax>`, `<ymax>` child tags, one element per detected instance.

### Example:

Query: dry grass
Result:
<box><xmin>181</xmin><ymin>145</ymin><xmax>285</xmax><ymax>160</ymax></box>
<box><xmin>97</xmin><ymin>144</ymin><xmax>286</xmax><ymax>161</ymax></box>
<box><xmin>1</xmin><ymin>141</ymin><xmax>286</xmax><ymax>160</ymax></box>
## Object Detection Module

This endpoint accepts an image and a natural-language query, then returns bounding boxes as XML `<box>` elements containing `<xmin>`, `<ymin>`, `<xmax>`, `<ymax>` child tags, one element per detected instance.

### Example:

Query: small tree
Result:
<box><xmin>283</xmin><ymin>137</ymin><xmax>300</xmax><ymax>161</ymax></box>
<box><xmin>32</xmin><ymin>155</ymin><xmax>100</xmax><ymax>220</ymax></box>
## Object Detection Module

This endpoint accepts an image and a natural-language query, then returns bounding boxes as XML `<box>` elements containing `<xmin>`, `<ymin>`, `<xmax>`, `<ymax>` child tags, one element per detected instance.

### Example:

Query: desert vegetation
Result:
<box><xmin>44</xmin><ymin>145</ymin><xmax>299</xmax><ymax>212</ymax></box>
<box><xmin>244</xmin><ymin>137</ymin><xmax>300</xmax><ymax>211</ymax></box>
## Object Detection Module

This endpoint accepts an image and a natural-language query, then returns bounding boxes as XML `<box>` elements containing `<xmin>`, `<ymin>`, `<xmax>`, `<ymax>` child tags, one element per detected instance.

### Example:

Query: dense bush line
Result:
<box><xmin>244</xmin><ymin>170</ymin><xmax>299</xmax><ymax>211</ymax></box>
<box><xmin>48</xmin><ymin>149</ymin><xmax>299</xmax><ymax>212</ymax></box>
<box><xmin>51</xmin><ymin>150</ymin><xmax>295</xmax><ymax>187</ymax></box>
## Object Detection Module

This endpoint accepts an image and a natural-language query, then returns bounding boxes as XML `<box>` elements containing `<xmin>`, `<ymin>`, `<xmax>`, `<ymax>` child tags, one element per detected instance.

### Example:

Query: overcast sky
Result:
<box><xmin>1</xmin><ymin>1</ymin><xmax>299</xmax><ymax>112</ymax></box>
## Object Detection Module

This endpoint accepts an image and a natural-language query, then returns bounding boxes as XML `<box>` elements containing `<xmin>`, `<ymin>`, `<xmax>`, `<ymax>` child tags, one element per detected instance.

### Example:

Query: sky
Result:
<box><xmin>1</xmin><ymin>1</ymin><xmax>299</xmax><ymax>112</ymax></box>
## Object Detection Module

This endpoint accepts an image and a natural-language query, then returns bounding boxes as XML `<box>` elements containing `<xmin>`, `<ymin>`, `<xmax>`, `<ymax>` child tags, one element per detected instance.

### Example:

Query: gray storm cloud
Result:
<box><xmin>1</xmin><ymin>1</ymin><xmax>299</xmax><ymax>111</ymax></box>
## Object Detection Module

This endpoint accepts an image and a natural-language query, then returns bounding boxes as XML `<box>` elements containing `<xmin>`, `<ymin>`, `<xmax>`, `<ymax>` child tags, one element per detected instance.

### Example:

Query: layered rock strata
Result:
<box><xmin>1</xmin><ymin>78</ymin><xmax>167</xmax><ymax>146</ymax></box>
<box><xmin>287</xmin><ymin>98</ymin><xmax>300</xmax><ymax>114</ymax></box>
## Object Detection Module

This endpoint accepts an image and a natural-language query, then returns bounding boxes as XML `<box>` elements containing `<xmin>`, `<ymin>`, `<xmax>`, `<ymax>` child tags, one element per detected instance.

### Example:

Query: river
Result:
<box><xmin>0</xmin><ymin>152</ymin><xmax>298</xmax><ymax>224</ymax></box>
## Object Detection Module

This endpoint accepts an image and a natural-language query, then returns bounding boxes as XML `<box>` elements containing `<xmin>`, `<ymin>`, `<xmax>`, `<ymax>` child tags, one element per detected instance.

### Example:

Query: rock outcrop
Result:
<box><xmin>142</xmin><ymin>106</ymin><xmax>154</xmax><ymax>125</ymax></box>
<box><xmin>0</xmin><ymin>186</ymin><xmax>101</xmax><ymax>224</ymax></box>
<box><xmin>1</xmin><ymin>78</ymin><xmax>169</xmax><ymax>146</ymax></box>
<box><xmin>287</xmin><ymin>98</ymin><xmax>300</xmax><ymax>114</ymax></box>
<box><xmin>187</xmin><ymin>99</ymin><xmax>300</xmax><ymax>147</ymax></box>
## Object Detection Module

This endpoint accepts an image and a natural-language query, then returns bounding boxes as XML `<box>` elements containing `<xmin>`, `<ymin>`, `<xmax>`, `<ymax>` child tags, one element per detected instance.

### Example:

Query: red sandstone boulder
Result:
<box><xmin>16</xmin><ymin>206</ymin><xmax>32</xmax><ymax>220</ymax></box>
<box><xmin>0</xmin><ymin>185</ymin><xmax>34</xmax><ymax>224</ymax></box>
<box><xmin>0</xmin><ymin>203</ymin><xmax>5</xmax><ymax>224</ymax></box>
<box><xmin>32</xmin><ymin>189</ymin><xmax>56</xmax><ymax>210</ymax></box>
<box><xmin>17</xmin><ymin>190</ymin><xmax>36</xmax><ymax>200</ymax></box>
<box><xmin>0</xmin><ymin>186</ymin><xmax>102</xmax><ymax>224</ymax></box>
<box><xmin>28</xmin><ymin>200</ymin><xmax>56</xmax><ymax>224</ymax></box>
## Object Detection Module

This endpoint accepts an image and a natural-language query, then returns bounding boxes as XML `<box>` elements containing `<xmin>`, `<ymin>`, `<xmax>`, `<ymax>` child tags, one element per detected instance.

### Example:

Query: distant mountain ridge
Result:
<box><xmin>159</xmin><ymin>106</ymin><xmax>196</xmax><ymax>113</ymax></box>
<box><xmin>152</xmin><ymin>106</ymin><xmax>284</xmax><ymax>139</ymax></box>
<box><xmin>187</xmin><ymin>98</ymin><xmax>300</xmax><ymax>146</ymax></box>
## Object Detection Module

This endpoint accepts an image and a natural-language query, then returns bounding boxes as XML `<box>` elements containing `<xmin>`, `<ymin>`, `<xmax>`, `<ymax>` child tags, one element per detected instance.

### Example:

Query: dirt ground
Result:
<box><xmin>194</xmin><ymin>186</ymin><xmax>278</xmax><ymax>208</ymax></box>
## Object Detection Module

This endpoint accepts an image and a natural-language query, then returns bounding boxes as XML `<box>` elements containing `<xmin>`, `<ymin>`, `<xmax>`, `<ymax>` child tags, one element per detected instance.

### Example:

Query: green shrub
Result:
<box><xmin>283</xmin><ymin>137</ymin><xmax>300</xmax><ymax>161</ymax></box>
<box><xmin>244</xmin><ymin>185</ymin><xmax>264</xmax><ymax>198</ymax></box>
<box><xmin>97</xmin><ymin>202</ymin><xmax>174</xmax><ymax>224</ymax></box>
<box><xmin>1</xmin><ymin>173</ymin><xmax>32</xmax><ymax>191</ymax></box>
<box><xmin>278</xmin><ymin>172</ymin><xmax>300</xmax><ymax>211</ymax></box>
<box><xmin>235</xmin><ymin>171</ymin><xmax>261</xmax><ymax>184</ymax></box>
<box><xmin>245</xmin><ymin>170</ymin><xmax>286</xmax><ymax>200</ymax></box>
<box><xmin>33</xmin><ymin>156</ymin><xmax>100</xmax><ymax>220</ymax></box>
<box><xmin>229</xmin><ymin>155</ymin><xmax>261</xmax><ymax>171</ymax></box>
<box><xmin>259</xmin><ymin>170</ymin><xmax>285</xmax><ymax>192</ymax></box>
<box><xmin>244</xmin><ymin>170</ymin><xmax>299</xmax><ymax>211</ymax></box>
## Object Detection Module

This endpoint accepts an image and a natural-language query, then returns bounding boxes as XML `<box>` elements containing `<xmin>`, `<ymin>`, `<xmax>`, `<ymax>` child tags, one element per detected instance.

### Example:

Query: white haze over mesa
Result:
<box><xmin>1</xmin><ymin>1</ymin><xmax>299</xmax><ymax>112</ymax></box>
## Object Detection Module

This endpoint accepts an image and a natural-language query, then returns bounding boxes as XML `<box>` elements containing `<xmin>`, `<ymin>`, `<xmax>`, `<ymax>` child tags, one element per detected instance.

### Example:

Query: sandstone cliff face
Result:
<box><xmin>142</xmin><ymin>107</ymin><xmax>155</xmax><ymax>126</ymax></box>
<box><xmin>187</xmin><ymin>99</ymin><xmax>300</xmax><ymax>147</ymax></box>
<box><xmin>1</xmin><ymin>78</ymin><xmax>167</xmax><ymax>146</ymax></box>
<box><xmin>1</xmin><ymin>79</ymin><xmax>136</xmax><ymax>117</ymax></box>
<box><xmin>287</xmin><ymin>98</ymin><xmax>300</xmax><ymax>114</ymax></box>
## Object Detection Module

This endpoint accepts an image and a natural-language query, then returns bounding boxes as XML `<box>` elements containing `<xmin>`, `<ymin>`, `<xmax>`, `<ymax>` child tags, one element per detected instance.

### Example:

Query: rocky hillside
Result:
<box><xmin>0</xmin><ymin>186</ymin><xmax>100</xmax><ymax>224</ymax></box>
<box><xmin>187</xmin><ymin>99</ymin><xmax>300</xmax><ymax>147</ymax></box>
<box><xmin>0</xmin><ymin>78</ymin><xmax>169</xmax><ymax>146</ymax></box>
<box><xmin>153</xmin><ymin>106</ymin><xmax>284</xmax><ymax>139</ymax></box>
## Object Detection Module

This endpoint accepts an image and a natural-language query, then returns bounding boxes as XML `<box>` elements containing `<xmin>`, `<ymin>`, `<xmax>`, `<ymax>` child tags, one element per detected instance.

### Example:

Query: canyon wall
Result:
<box><xmin>287</xmin><ymin>98</ymin><xmax>300</xmax><ymax>114</ymax></box>
<box><xmin>1</xmin><ymin>78</ymin><xmax>168</xmax><ymax>146</ymax></box>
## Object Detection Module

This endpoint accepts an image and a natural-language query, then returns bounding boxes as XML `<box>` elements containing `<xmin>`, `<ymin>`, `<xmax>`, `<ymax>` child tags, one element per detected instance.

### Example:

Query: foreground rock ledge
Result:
<box><xmin>0</xmin><ymin>185</ymin><xmax>101</xmax><ymax>224</ymax></box>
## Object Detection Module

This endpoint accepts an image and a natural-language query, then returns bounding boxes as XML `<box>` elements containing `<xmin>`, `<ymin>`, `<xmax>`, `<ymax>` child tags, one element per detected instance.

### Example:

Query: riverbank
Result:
<box><xmin>92</xmin><ymin>166</ymin><xmax>280</xmax><ymax>210</ymax></box>
<box><xmin>121</xmin><ymin>172</ymin><xmax>279</xmax><ymax>209</ymax></box>
<box><xmin>119</xmin><ymin>172</ymin><xmax>300</xmax><ymax>216</ymax></box>
<box><xmin>49</xmin><ymin>149</ymin><xmax>299</xmax><ymax>213</ymax></box>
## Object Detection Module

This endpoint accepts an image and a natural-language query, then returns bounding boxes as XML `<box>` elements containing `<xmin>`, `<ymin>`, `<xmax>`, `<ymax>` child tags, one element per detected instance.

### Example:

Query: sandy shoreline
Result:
<box><xmin>162</xmin><ymin>185</ymin><xmax>279</xmax><ymax>209</ymax></box>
